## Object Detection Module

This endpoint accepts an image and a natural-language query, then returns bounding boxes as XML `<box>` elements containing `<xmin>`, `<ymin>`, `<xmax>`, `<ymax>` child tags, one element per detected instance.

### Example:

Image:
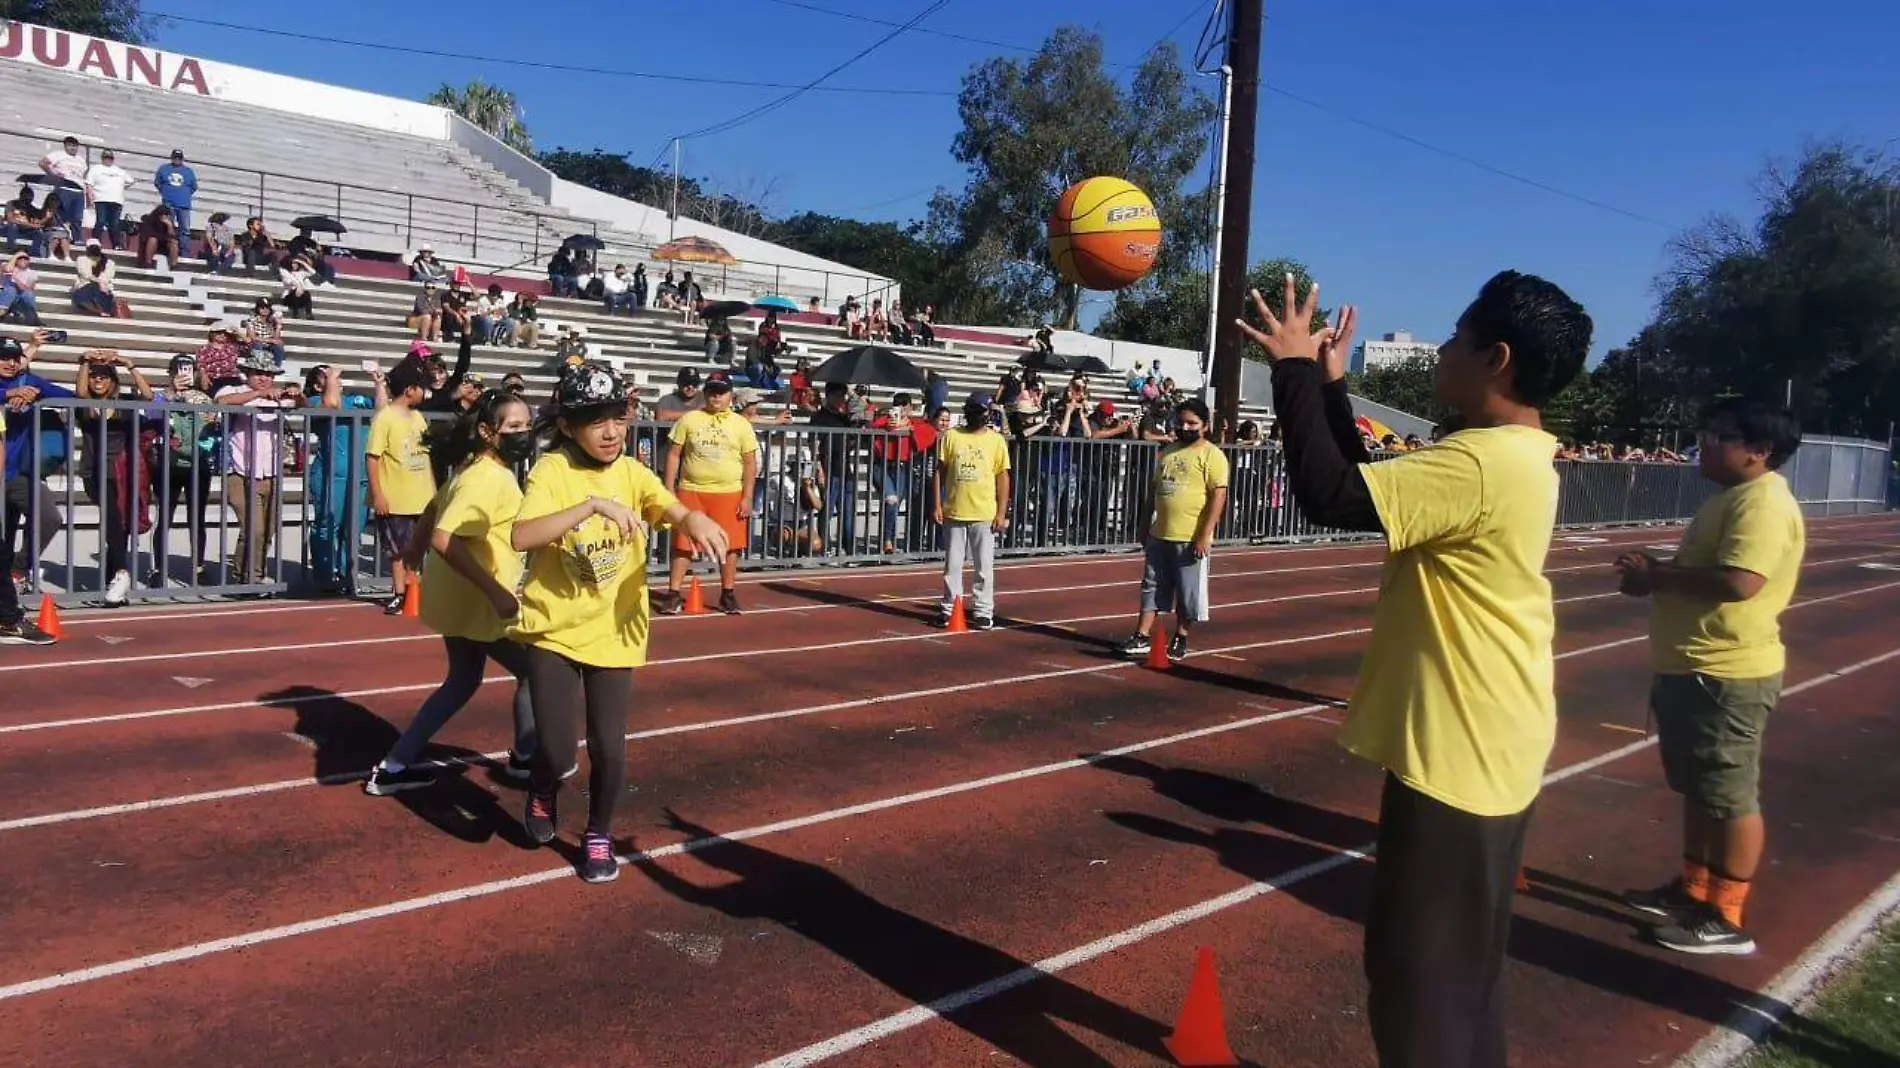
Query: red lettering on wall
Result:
<box><xmin>29</xmin><ymin>26</ymin><xmax>68</xmax><ymax>68</ymax></box>
<box><xmin>76</xmin><ymin>39</ymin><xmax>116</xmax><ymax>79</ymax></box>
<box><xmin>123</xmin><ymin>46</ymin><xmax>160</xmax><ymax>88</ymax></box>
<box><xmin>170</xmin><ymin>58</ymin><xmax>207</xmax><ymax>95</ymax></box>
<box><xmin>0</xmin><ymin>22</ymin><xmax>24</xmax><ymax>60</ymax></box>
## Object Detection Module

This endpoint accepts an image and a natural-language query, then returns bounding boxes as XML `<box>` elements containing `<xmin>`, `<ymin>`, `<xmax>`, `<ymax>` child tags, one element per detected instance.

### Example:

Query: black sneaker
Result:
<box><xmin>363</xmin><ymin>764</ymin><xmax>435</xmax><ymax>795</ymax></box>
<box><xmin>1623</xmin><ymin>877</ymin><xmax>1703</xmax><ymax>919</ymax></box>
<box><xmin>654</xmin><ymin>590</ymin><xmax>684</xmax><ymax>616</ymax></box>
<box><xmin>504</xmin><ymin>751</ymin><xmax>532</xmax><ymax>782</ymax></box>
<box><xmin>524</xmin><ymin>789</ymin><xmax>558</xmax><ymax>844</ymax></box>
<box><xmin>718</xmin><ymin>589</ymin><xmax>741</xmax><ymax>615</ymax></box>
<box><xmin>1167</xmin><ymin>632</ymin><xmax>1189</xmax><ymax>663</ymax></box>
<box><xmin>934</xmin><ymin>607</ymin><xmax>953</xmax><ymax>629</ymax></box>
<box><xmin>973</xmin><ymin>613</ymin><xmax>996</xmax><ymax>631</ymax></box>
<box><xmin>1120</xmin><ymin>632</ymin><xmax>1152</xmax><ymax>657</ymax></box>
<box><xmin>1651</xmin><ymin>906</ymin><xmax>1756</xmax><ymax>956</ymax></box>
<box><xmin>580</xmin><ymin>832</ymin><xmax>619</xmax><ymax>883</ymax></box>
<box><xmin>0</xmin><ymin>619</ymin><xmax>56</xmax><ymax>646</ymax></box>
<box><xmin>382</xmin><ymin>594</ymin><xmax>405</xmax><ymax>616</ymax></box>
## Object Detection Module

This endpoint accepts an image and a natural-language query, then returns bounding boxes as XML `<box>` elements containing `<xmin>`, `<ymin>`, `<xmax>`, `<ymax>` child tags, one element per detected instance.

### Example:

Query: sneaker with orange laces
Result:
<box><xmin>580</xmin><ymin>832</ymin><xmax>618</xmax><ymax>883</ymax></box>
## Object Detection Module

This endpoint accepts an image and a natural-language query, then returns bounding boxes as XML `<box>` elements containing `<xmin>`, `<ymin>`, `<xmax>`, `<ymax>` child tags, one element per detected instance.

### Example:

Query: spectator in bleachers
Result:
<box><xmin>743</xmin><ymin>333</ymin><xmax>783</xmax><ymax>391</ymax></box>
<box><xmin>808</xmin><ymin>295</ymin><xmax>824</xmax><ymax>318</ymax></box>
<box><xmin>702</xmin><ymin>316</ymin><xmax>734</xmax><ymax>366</ymax></box>
<box><xmin>216</xmin><ymin>351</ymin><xmax>303</xmax><ymax>587</ymax></box>
<box><xmin>2</xmin><ymin>331</ymin><xmax>67</xmax><ymax>637</ymax></box>
<box><xmin>914</xmin><ymin>304</ymin><xmax>938</xmax><ymax>347</ymax></box>
<box><xmin>509</xmin><ymin>292</ymin><xmax>541</xmax><ymax>349</ymax></box>
<box><xmin>285</xmin><ymin>228</ymin><xmax>337</xmax><ymax>285</ymax></box>
<box><xmin>677</xmin><ymin>270</ymin><xmax>703</xmax><ymax>314</ymax></box>
<box><xmin>409</xmin><ymin>280</ymin><xmax>443</xmax><ymax>342</ymax></box>
<box><xmin>602</xmin><ymin>264</ymin><xmax>636</xmax><ymax>316</ymax></box>
<box><xmin>154</xmin><ymin>149</ymin><xmax>197</xmax><ymax>238</ymax></box>
<box><xmin>501</xmin><ymin>372</ymin><xmax>527</xmax><ymax>397</ymax></box>
<box><xmin>1</xmin><ymin>252</ymin><xmax>41</xmax><ymax>325</ymax></box>
<box><xmin>238</xmin><ymin>216</ymin><xmax>277</xmax><ymax>270</ymax></box>
<box><xmin>410</xmin><ymin>246</ymin><xmax>448</xmax><ymax>284</ymax></box>
<box><xmin>788</xmin><ymin>356</ymin><xmax>817</xmax><ymax>412</ymax></box>
<box><xmin>546</xmin><ymin>247</ymin><xmax>575</xmax><ymax>297</ymax></box>
<box><xmin>654</xmin><ymin>268</ymin><xmax>679</xmax><ymax>309</ymax></box>
<box><xmin>1031</xmin><ymin>323</ymin><xmax>1055</xmax><ymax>355</ymax></box>
<box><xmin>810</xmin><ymin>382</ymin><xmax>859</xmax><ymax>552</ymax></box>
<box><xmin>848</xmin><ymin>383</ymin><xmax>875</xmax><ymax>423</ymax></box>
<box><xmin>71</xmin><ymin>244</ymin><xmax>117</xmax><ymax>316</ymax></box>
<box><xmin>151</xmin><ymin>353</ymin><xmax>215</xmax><ymax>586</ymax></box>
<box><xmin>868</xmin><ymin>298</ymin><xmax>889</xmax><ymax>342</ymax></box>
<box><xmin>473</xmin><ymin>284</ymin><xmax>508</xmax><ymax>345</ymax></box>
<box><xmin>279</xmin><ymin>255</ymin><xmax>318</xmax><ymax>319</ymax></box>
<box><xmin>555</xmin><ymin>325</ymin><xmax>590</xmax><ymax>369</ymax></box>
<box><xmin>74</xmin><ymin>350</ymin><xmax>153</xmax><ymax>605</ymax></box>
<box><xmin>133</xmin><ymin>205</ymin><xmax>180</xmax><ymax>270</ymax></box>
<box><xmin>38</xmin><ymin>136</ymin><xmax>88</xmax><ymax>247</ymax></box>
<box><xmin>923</xmin><ymin>367</ymin><xmax>949</xmax><ymax>415</ymax></box>
<box><xmin>304</xmin><ymin>363</ymin><xmax>374</xmax><ymax>594</ymax></box>
<box><xmin>199</xmin><ymin>212</ymin><xmax>236</xmax><ymax>273</ymax></box>
<box><xmin>632</xmin><ymin>263</ymin><xmax>649</xmax><ymax>309</ymax></box>
<box><xmin>886</xmin><ymin>300</ymin><xmax>914</xmax><ymax>345</ymax></box>
<box><xmin>238</xmin><ymin>302</ymin><xmax>284</xmax><ymax>370</ymax></box>
<box><xmin>574</xmin><ymin>261</ymin><xmax>602</xmax><ymax>301</ymax></box>
<box><xmin>441</xmin><ymin>284</ymin><xmax>474</xmax><ymax>342</ymax></box>
<box><xmin>84</xmin><ymin>148</ymin><xmax>129</xmax><ymax>251</ymax></box>
<box><xmin>2</xmin><ymin>187</ymin><xmax>47</xmax><ymax>258</ymax></box>
<box><xmin>840</xmin><ymin>296</ymin><xmax>864</xmax><ymax>339</ymax></box>
<box><xmin>368</xmin><ymin>359</ymin><xmax>435</xmax><ymax>614</ymax></box>
<box><xmin>655</xmin><ymin>366</ymin><xmax>703</xmax><ymax>421</ymax></box>
<box><xmin>28</xmin><ymin>190</ymin><xmax>68</xmax><ymax>261</ymax></box>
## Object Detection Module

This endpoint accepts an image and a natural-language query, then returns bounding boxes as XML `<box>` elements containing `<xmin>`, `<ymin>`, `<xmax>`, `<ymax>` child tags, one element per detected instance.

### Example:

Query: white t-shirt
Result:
<box><xmin>85</xmin><ymin>164</ymin><xmax>129</xmax><ymax>203</ymax></box>
<box><xmin>41</xmin><ymin>150</ymin><xmax>86</xmax><ymax>185</ymax></box>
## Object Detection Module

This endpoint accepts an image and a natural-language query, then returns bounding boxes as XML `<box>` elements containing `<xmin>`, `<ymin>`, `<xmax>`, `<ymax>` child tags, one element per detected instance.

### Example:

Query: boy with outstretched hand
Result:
<box><xmin>1238</xmin><ymin>270</ymin><xmax>1590</xmax><ymax>1068</ymax></box>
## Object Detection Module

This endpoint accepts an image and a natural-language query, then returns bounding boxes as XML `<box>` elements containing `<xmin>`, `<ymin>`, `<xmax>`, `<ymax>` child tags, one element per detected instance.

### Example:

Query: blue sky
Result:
<box><xmin>147</xmin><ymin>0</ymin><xmax>1900</xmax><ymax>357</ymax></box>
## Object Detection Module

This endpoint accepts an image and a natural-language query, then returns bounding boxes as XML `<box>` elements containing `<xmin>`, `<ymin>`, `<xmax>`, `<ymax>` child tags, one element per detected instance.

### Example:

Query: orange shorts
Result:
<box><xmin>674</xmin><ymin>488</ymin><xmax>747</xmax><ymax>553</ymax></box>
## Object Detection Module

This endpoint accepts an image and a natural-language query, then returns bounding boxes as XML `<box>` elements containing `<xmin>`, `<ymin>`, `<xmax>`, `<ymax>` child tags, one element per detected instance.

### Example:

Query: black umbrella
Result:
<box><xmin>14</xmin><ymin>174</ymin><xmax>56</xmax><ymax>187</ymax></box>
<box><xmin>811</xmin><ymin>345</ymin><xmax>926</xmax><ymax>389</ymax></box>
<box><xmin>290</xmin><ymin>215</ymin><xmax>348</xmax><ymax>234</ymax></box>
<box><xmin>698</xmin><ymin>299</ymin><xmax>752</xmax><ymax>321</ymax></box>
<box><xmin>1017</xmin><ymin>350</ymin><xmax>1111</xmax><ymax>375</ymax></box>
<box><xmin>562</xmin><ymin>234</ymin><xmax>606</xmax><ymax>251</ymax></box>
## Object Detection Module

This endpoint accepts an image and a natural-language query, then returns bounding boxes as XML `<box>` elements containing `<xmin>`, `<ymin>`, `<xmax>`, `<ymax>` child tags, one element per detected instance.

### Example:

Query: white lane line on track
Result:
<box><xmin>8</xmin><ymin>545</ymin><xmax>1895</xmax><ymax>732</ymax></box>
<box><xmin>5</xmin><ymin>633</ymin><xmax>1896</xmax><ymax>1008</ymax></box>
<box><xmin>751</xmin><ymin>644</ymin><xmax>1900</xmax><ymax>1068</ymax></box>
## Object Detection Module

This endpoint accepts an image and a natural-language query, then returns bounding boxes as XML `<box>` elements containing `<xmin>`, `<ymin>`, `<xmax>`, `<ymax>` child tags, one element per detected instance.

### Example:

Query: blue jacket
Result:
<box><xmin>1</xmin><ymin>372</ymin><xmax>74</xmax><ymax>481</ymax></box>
<box><xmin>154</xmin><ymin>163</ymin><xmax>197</xmax><ymax>208</ymax></box>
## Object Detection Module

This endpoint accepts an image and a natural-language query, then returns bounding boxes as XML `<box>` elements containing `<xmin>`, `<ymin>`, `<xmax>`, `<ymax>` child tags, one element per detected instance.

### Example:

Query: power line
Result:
<box><xmin>756</xmin><ymin>0</ymin><xmax>1205</xmax><ymax>69</ymax></box>
<box><xmin>673</xmin><ymin>0</ymin><xmax>949</xmax><ymax>142</ymax></box>
<box><xmin>144</xmin><ymin>11</ymin><xmax>955</xmax><ymax>97</ymax></box>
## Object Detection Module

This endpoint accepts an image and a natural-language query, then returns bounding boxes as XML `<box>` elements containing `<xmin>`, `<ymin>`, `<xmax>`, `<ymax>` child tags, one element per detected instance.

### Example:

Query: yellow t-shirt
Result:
<box><xmin>938</xmin><ymin>427</ymin><xmax>1009</xmax><ymax>523</ymax></box>
<box><xmin>419</xmin><ymin>456</ymin><xmax>524</xmax><ymax>644</ymax></box>
<box><xmin>1151</xmin><ymin>441</ymin><xmax>1231</xmax><ymax>542</ymax></box>
<box><xmin>1347</xmin><ymin>425</ymin><xmax>1562</xmax><ymax>817</ymax></box>
<box><xmin>508</xmin><ymin>449</ymin><xmax>679</xmax><ymax>668</ymax></box>
<box><xmin>1650</xmin><ymin>471</ymin><xmax>1805</xmax><ymax>678</ymax></box>
<box><xmin>367</xmin><ymin>405</ymin><xmax>435</xmax><ymax>516</ymax></box>
<box><xmin>671</xmin><ymin>408</ymin><xmax>759</xmax><ymax>494</ymax></box>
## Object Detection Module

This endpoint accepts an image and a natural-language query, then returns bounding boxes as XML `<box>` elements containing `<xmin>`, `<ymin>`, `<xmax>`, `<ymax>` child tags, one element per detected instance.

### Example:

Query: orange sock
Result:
<box><xmin>1708</xmin><ymin>876</ymin><xmax>1751</xmax><ymax>927</ymax></box>
<box><xmin>1681</xmin><ymin>859</ymin><xmax>1712</xmax><ymax>902</ymax></box>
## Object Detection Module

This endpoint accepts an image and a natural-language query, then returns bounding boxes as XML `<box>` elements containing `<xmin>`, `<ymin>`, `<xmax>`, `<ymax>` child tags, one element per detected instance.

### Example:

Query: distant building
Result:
<box><xmin>1352</xmin><ymin>331</ymin><xmax>1439</xmax><ymax>374</ymax></box>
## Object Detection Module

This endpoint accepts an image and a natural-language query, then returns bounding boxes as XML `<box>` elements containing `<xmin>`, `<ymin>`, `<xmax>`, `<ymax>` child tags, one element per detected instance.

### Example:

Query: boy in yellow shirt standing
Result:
<box><xmin>1239</xmin><ymin>270</ymin><xmax>1590</xmax><ymax>1068</ymax></box>
<box><xmin>932</xmin><ymin>392</ymin><xmax>1010</xmax><ymax>630</ymax></box>
<box><xmin>509</xmin><ymin>364</ymin><xmax>727</xmax><ymax>883</ymax></box>
<box><xmin>661</xmin><ymin>377</ymin><xmax>758</xmax><ymax>615</ymax></box>
<box><xmin>1615</xmin><ymin>401</ymin><xmax>1805</xmax><ymax>956</ymax></box>
<box><xmin>367</xmin><ymin>362</ymin><xmax>436</xmax><ymax>615</ymax></box>
<box><xmin>1120</xmin><ymin>397</ymin><xmax>1228</xmax><ymax>663</ymax></box>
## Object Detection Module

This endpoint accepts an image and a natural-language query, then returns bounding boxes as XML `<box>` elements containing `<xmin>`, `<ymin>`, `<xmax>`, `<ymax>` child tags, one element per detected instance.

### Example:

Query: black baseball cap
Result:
<box><xmin>676</xmin><ymin>366</ymin><xmax>702</xmax><ymax>388</ymax></box>
<box><xmin>703</xmin><ymin>377</ymin><xmax>732</xmax><ymax>395</ymax></box>
<box><xmin>0</xmin><ymin>338</ymin><xmax>24</xmax><ymax>359</ymax></box>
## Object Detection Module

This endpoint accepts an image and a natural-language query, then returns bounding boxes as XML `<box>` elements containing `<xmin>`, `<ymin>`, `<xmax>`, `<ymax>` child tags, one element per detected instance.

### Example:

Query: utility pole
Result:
<box><xmin>670</xmin><ymin>137</ymin><xmax>682</xmax><ymax>241</ymax></box>
<box><xmin>1209</xmin><ymin>0</ymin><xmax>1262</xmax><ymax>436</ymax></box>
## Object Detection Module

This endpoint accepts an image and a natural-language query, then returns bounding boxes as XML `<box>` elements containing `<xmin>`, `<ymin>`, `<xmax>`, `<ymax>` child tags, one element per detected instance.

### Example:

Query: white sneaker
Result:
<box><xmin>105</xmin><ymin>569</ymin><xmax>131</xmax><ymax>606</ymax></box>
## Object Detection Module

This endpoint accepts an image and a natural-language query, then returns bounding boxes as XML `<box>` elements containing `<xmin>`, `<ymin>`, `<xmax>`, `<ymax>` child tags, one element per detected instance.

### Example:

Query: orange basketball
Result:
<box><xmin>1048</xmin><ymin>177</ymin><xmax>1162</xmax><ymax>291</ymax></box>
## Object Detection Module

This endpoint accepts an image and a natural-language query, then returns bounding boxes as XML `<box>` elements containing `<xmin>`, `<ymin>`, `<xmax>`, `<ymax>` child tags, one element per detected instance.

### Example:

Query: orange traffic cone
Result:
<box><xmin>35</xmin><ymin>593</ymin><xmax>63</xmax><ymax>642</ymax></box>
<box><xmin>401</xmin><ymin>580</ymin><xmax>421</xmax><ymax>619</ymax></box>
<box><xmin>683</xmin><ymin>576</ymin><xmax>708</xmax><ymax>615</ymax></box>
<box><xmin>1144</xmin><ymin>619</ymin><xmax>1173</xmax><ymax>672</ymax></box>
<box><xmin>1163</xmin><ymin>946</ymin><xmax>1238</xmax><ymax>1066</ymax></box>
<box><xmin>1515</xmin><ymin>867</ymin><xmax>1530</xmax><ymax>892</ymax></box>
<box><xmin>945</xmin><ymin>596</ymin><xmax>969</xmax><ymax>633</ymax></box>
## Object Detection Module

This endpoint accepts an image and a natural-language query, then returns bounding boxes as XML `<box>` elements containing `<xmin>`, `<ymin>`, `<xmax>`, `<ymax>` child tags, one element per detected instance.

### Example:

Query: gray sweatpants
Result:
<box><xmin>941</xmin><ymin>519</ymin><xmax>996</xmax><ymax>615</ymax></box>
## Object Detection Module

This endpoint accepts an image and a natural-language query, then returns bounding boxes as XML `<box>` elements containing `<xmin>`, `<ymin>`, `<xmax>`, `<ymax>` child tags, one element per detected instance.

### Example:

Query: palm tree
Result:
<box><xmin>426</xmin><ymin>79</ymin><xmax>533</xmax><ymax>154</ymax></box>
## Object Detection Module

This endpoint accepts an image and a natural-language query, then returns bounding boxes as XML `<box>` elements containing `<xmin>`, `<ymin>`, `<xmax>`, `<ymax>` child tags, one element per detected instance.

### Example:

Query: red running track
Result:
<box><xmin>3</xmin><ymin>514</ymin><xmax>1899</xmax><ymax>1067</ymax></box>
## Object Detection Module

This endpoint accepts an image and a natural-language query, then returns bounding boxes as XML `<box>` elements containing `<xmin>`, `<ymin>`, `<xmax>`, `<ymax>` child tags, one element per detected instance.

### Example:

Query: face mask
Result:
<box><xmin>1177</xmin><ymin>428</ymin><xmax>1202</xmax><ymax>444</ymax></box>
<box><xmin>495</xmin><ymin>430</ymin><xmax>535</xmax><ymax>463</ymax></box>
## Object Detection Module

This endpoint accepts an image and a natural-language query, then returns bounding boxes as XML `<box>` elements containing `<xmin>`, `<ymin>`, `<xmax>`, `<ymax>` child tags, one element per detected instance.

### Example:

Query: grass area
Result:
<box><xmin>1747</xmin><ymin>919</ymin><xmax>1900</xmax><ymax>1068</ymax></box>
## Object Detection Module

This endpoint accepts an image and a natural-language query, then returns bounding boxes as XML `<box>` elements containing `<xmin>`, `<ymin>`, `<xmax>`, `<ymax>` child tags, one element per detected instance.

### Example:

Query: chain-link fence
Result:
<box><xmin>4</xmin><ymin>398</ymin><xmax>1891</xmax><ymax>608</ymax></box>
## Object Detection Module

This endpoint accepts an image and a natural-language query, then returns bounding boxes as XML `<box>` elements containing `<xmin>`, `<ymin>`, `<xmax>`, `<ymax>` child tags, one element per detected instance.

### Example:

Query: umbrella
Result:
<box><xmin>562</xmin><ymin>233</ymin><xmax>606</xmax><ymax>252</ymax></box>
<box><xmin>810</xmin><ymin>345</ymin><xmax>926</xmax><ymax>390</ymax></box>
<box><xmin>13</xmin><ymin>174</ymin><xmax>55</xmax><ymax>186</ymax></box>
<box><xmin>290</xmin><ymin>215</ymin><xmax>348</xmax><ymax>234</ymax></box>
<box><xmin>1017</xmin><ymin>350</ymin><xmax>1110</xmax><ymax>375</ymax></box>
<box><xmin>698</xmin><ymin>299</ymin><xmax>752</xmax><ymax>321</ymax></box>
<box><xmin>753</xmin><ymin>294</ymin><xmax>800</xmax><ymax>314</ymax></box>
<box><xmin>653</xmin><ymin>236</ymin><xmax>738</xmax><ymax>265</ymax></box>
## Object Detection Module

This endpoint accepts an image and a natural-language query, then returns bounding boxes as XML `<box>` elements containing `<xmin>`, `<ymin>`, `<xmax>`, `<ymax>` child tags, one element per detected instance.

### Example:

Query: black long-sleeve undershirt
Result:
<box><xmin>1269</xmin><ymin>360</ymin><xmax>1383</xmax><ymax>533</ymax></box>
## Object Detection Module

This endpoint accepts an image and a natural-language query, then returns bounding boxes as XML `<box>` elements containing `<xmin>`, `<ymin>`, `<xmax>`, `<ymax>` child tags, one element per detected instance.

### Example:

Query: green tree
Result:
<box><xmin>1099</xmin><ymin>257</ymin><xmax>1327</xmax><ymax>353</ymax></box>
<box><xmin>935</xmin><ymin>27</ymin><xmax>1216</xmax><ymax>329</ymax></box>
<box><xmin>1348</xmin><ymin>354</ymin><xmax>1445</xmax><ymax>424</ymax></box>
<box><xmin>1</xmin><ymin>0</ymin><xmax>151</xmax><ymax>42</ymax></box>
<box><xmin>429</xmin><ymin>79</ymin><xmax>533</xmax><ymax>154</ymax></box>
<box><xmin>774</xmin><ymin>211</ymin><xmax>948</xmax><ymax>310</ymax></box>
<box><xmin>539</xmin><ymin>148</ymin><xmax>774</xmax><ymax>237</ymax></box>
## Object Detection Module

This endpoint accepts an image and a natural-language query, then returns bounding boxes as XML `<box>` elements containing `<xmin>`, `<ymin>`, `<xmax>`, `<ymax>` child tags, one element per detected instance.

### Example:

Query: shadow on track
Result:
<box><xmin>633</xmin><ymin>809</ymin><xmax>1271</xmax><ymax>1067</ymax></box>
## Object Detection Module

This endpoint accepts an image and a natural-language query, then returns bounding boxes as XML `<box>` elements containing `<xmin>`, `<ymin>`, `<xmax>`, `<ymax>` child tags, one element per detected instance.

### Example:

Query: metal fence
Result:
<box><xmin>4</xmin><ymin>398</ymin><xmax>1891</xmax><ymax>608</ymax></box>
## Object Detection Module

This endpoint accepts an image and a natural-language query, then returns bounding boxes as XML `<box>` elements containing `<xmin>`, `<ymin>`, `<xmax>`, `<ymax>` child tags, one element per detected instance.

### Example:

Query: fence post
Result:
<box><xmin>257</xmin><ymin>172</ymin><xmax>265</xmax><ymax>219</ymax></box>
<box><xmin>405</xmin><ymin>196</ymin><xmax>414</xmax><ymax>247</ymax></box>
<box><xmin>472</xmin><ymin>204</ymin><xmax>481</xmax><ymax>258</ymax></box>
<box><xmin>334</xmin><ymin>184</ymin><xmax>342</xmax><ymax>222</ymax></box>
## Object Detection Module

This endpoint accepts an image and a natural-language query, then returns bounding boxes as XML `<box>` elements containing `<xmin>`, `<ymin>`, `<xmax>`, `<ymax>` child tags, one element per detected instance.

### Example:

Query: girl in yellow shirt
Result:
<box><xmin>364</xmin><ymin>389</ymin><xmax>541</xmax><ymax>796</ymax></box>
<box><xmin>510</xmin><ymin>364</ymin><xmax>727</xmax><ymax>883</ymax></box>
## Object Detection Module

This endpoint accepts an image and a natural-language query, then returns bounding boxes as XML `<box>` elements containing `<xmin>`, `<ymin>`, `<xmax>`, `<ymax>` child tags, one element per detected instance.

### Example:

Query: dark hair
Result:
<box><xmin>1458</xmin><ymin>270</ymin><xmax>1592</xmax><ymax>407</ymax></box>
<box><xmin>386</xmin><ymin>364</ymin><xmax>428</xmax><ymax>397</ymax></box>
<box><xmin>1704</xmin><ymin>400</ymin><xmax>1802</xmax><ymax>470</ymax></box>
<box><xmin>1175</xmin><ymin>397</ymin><xmax>1210</xmax><ymax>423</ymax></box>
<box><xmin>425</xmin><ymin>389</ymin><xmax>531</xmax><ymax>471</ymax></box>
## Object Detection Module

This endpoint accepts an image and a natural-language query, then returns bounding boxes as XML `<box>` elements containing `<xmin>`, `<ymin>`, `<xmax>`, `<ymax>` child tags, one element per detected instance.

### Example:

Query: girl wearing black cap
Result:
<box><xmin>508</xmin><ymin>363</ymin><xmax>728</xmax><ymax>882</ymax></box>
<box><xmin>74</xmin><ymin>350</ymin><xmax>152</xmax><ymax>605</ymax></box>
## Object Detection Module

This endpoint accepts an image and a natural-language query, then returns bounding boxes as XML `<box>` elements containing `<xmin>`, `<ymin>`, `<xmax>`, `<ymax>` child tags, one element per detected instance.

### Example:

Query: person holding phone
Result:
<box><xmin>508</xmin><ymin>363</ymin><xmax>727</xmax><ymax>883</ymax></box>
<box><xmin>1120</xmin><ymin>397</ymin><xmax>1229</xmax><ymax>664</ymax></box>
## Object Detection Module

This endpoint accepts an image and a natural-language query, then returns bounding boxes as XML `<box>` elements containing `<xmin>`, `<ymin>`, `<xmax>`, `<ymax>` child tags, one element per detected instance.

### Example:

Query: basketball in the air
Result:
<box><xmin>1048</xmin><ymin>177</ymin><xmax>1162</xmax><ymax>290</ymax></box>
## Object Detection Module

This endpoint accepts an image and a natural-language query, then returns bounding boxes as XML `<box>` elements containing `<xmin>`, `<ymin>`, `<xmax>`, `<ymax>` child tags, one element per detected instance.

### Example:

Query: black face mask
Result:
<box><xmin>495</xmin><ymin>430</ymin><xmax>535</xmax><ymax>464</ymax></box>
<box><xmin>1177</xmin><ymin>428</ymin><xmax>1202</xmax><ymax>444</ymax></box>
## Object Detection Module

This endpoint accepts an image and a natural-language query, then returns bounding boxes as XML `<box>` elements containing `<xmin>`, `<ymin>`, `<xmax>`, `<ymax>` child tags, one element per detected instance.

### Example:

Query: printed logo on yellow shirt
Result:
<box><xmin>683</xmin><ymin>419</ymin><xmax>734</xmax><ymax>462</ymax></box>
<box><xmin>401</xmin><ymin>428</ymin><xmax>428</xmax><ymax>472</ymax></box>
<box><xmin>561</xmin><ymin>511</ymin><xmax>633</xmax><ymax>588</ymax></box>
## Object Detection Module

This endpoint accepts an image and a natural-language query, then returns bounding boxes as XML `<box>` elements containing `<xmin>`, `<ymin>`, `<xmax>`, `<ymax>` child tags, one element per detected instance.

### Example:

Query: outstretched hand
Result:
<box><xmin>1235</xmin><ymin>274</ymin><xmax>1351</xmax><ymax>379</ymax></box>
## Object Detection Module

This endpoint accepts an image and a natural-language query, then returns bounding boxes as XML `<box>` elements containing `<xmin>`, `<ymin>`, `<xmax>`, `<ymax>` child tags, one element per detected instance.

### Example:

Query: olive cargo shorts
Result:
<box><xmin>1651</xmin><ymin>671</ymin><xmax>1782</xmax><ymax>820</ymax></box>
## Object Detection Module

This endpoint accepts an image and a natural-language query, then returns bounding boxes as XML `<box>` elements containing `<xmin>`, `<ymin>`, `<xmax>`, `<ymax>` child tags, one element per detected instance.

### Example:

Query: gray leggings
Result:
<box><xmin>523</xmin><ymin>645</ymin><xmax>633</xmax><ymax>835</ymax></box>
<box><xmin>384</xmin><ymin>636</ymin><xmax>536</xmax><ymax>769</ymax></box>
